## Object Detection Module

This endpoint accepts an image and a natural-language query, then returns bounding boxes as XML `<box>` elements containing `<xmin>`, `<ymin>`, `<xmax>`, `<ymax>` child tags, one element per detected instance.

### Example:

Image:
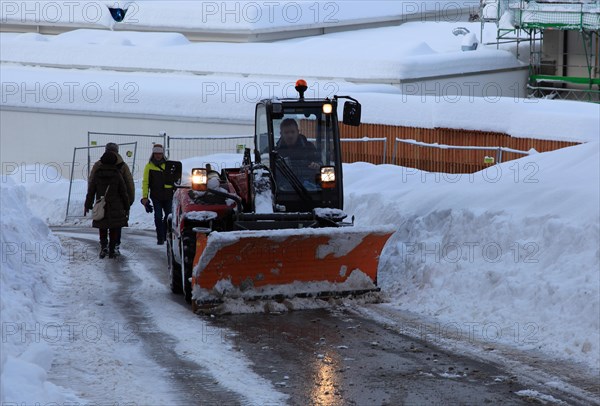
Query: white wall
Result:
<box><xmin>0</xmin><ymin>108</ymin><xmax>252</xmax><ymax>179</ymax></box>
<box><xmin>398</xmin><ymin>68</ymin><xmax>529</xmax><ymax>100</ymax></box>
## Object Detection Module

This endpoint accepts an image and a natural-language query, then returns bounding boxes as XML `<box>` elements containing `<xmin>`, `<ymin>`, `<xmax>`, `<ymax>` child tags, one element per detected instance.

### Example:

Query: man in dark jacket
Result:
<box><xmin>275</xmin><ymin>118</ymin><xmax>320</xmax><ymax>167</ymax></box>
<box><xmin>141</xmin><ymin>144</ymin><xmax>174</xmax><ymax>245</ymax></box>
<box><xmin>89</xmin><ymin>143</ymin><xmax>135</xmax><ymax>252</ymax></box>
<box><xmin>85</xmin><ymin>151</ymin><xmax>130</xmax><ymax>258</ymax></box>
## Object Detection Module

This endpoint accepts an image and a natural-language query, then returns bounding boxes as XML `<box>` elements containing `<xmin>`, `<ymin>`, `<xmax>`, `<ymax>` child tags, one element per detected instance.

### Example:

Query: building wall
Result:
<box><xmin>0</xmin><ymin>109</ymin><xmax>252</xmax><ymax>177</ymax></box>
<box><xmin>541</xmin><ymin>29</ymin><xmax>599</xmax><ymax>82</ymax></box>
<box><xmin>566</xmin><ymin>30</ymin><xmax>599</xmax><ymax>81</ymax></box>
<box><xmin>398</xmin><ymin>68</ymin><xmax>529</xmax><ymax>100</ymax></box>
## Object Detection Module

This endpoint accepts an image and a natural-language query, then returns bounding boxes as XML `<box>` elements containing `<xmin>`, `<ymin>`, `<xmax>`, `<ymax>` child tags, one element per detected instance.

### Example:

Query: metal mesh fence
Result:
<box><xmin>166</xmin><ymin>135</ymin><xmax>254</xmax><ymax>161</ymax></box>
<box><xmin>87</xmin><ymin>131</ymin><xmax>166</xmax><ymax>177</ymax></box>
<box><xmin>66</xmin><ymin>142</ymin><xmax>137</xmax><ymax>220</ymax></box>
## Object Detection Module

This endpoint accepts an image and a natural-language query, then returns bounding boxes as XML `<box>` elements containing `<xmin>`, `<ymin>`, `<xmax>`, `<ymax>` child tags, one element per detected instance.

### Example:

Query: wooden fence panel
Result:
<box><xmin>338</xmin><ymin>123</ymin><xmax>578</xmax><ymax>173</ymax></box>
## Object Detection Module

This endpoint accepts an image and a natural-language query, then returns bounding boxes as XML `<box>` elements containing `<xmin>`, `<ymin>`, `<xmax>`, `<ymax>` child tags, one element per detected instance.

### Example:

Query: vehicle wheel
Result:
<box><xmin>167</xmin><ymin>235</ymin><xmax>183</xmax><ymax>294</ymax></box>
<box><xmin>181</xmin><ymin>232</ymin><xmax>194</xmax><ymax>304</ymax></box>
<box><xmin>183</xmin><ymin>264</ymin><xmax>193</xmax><ymax>304</ymax></box>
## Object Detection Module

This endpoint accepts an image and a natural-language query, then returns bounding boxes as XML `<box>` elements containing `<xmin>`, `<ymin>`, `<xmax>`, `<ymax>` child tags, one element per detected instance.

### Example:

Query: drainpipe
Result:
<box><xmin>563</xmin><ymin>30</ymin><xmax>569</xmax><ymax>77</ymax></box>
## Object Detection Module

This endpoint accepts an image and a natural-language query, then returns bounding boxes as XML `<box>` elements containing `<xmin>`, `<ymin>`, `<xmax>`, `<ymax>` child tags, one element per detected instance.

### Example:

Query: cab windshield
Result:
<box><xmin>272</xmin><ymin>109</ymin><xmax>337</xmax><ymax>191</ymax></box>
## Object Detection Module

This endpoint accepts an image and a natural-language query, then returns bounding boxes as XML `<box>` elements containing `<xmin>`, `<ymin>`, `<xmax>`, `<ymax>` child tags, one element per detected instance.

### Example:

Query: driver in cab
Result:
<box><xmin>275</xmin><ymin>118</ymin><xmax>320</xmax><ymax>169</ymax></box>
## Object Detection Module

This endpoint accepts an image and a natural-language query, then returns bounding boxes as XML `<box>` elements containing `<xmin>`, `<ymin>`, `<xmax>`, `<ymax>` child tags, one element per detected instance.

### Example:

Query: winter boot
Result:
<box><xmin>108</xmin><ymin>241</ymin><xmax>117</xmax><ymax>259</ymax></box>
<box><xmin>113</xmin><ymin>244</ymin><xmax>121</xmax><ymax>257</ymax></box>
<box><xmin>99</xmin><ymin>243</ymin><xmax>108</xmax><ymax>259</ymax></box>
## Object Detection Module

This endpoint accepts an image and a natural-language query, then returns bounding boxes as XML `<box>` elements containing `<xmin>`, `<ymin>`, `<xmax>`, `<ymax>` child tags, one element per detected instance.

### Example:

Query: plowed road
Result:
<box><xmin>49</xmin><ymin>227</ymin><xmax>598</xmax><ymax>405</ymax></box>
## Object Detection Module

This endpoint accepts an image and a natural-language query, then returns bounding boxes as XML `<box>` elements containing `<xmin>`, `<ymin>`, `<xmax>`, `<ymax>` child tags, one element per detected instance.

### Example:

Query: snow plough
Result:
<box><xmin>166</xmin><ymin>80</ymin><xmax>394</xmax><ymax>312</ymax></box>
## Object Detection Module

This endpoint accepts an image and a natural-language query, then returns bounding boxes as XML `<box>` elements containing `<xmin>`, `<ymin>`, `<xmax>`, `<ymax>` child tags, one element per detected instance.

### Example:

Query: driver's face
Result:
<box><xmin>280</xmin><ymin>124</ymin><xmax>299</xmax><ymax>146</ymax></box>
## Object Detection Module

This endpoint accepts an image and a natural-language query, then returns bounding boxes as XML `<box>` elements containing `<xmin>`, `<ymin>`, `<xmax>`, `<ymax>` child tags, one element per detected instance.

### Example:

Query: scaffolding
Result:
<box><xmin>481</xmin><ymin>0</ymin><xmax>600</xmax><ymax>101</ymax></box>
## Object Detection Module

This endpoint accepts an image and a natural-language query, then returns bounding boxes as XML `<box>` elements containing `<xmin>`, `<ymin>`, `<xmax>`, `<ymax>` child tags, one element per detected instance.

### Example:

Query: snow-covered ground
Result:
<box><xmin>2</xmin><ymin>142</ymin><xmax>599</xmax><ymax>402</ymax></box>
<box><xmin>1</xmin><ymin>4</ymin><xmax>599</xmax><ymax>403</ymax></box>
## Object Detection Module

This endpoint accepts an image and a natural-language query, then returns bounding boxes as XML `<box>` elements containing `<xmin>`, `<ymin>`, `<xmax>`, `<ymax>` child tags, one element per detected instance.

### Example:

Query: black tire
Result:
<box><xmin>183</xmin><ymin>264</ymin><xmax>193</xmax><ymax>304</ymax></box>
<box><xmin>167</xmin><ymin>234</ymin><xmax>183</xmax><ymax>294</ymax></box>
<box><xmin>181</xmin><ymin>230</ymin><xmax>195</xmax><ymax>304</ymax></box>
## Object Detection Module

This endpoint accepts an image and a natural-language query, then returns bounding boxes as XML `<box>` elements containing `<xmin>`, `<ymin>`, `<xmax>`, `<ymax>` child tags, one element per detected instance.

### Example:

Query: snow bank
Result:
<box><xmin>344</xmin><ymin>142</ymin><xmax>600</xmax><ymax>370</ymax></box>
<box><xmin>0</xmin><ymin>179</ymin><xmax>79</xmax><ymax>403</ymax></box>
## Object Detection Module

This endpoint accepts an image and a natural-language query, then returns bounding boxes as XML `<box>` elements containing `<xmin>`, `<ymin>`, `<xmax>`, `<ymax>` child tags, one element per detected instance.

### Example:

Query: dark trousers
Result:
<box><xmin>152</xmin><ymin>198</ymin><xmax>172</xmax><ymax>242</ymax></box>
<box><xmin>99</xmin><ymin>228</ymin><xmax>121</xmax><ymax>251</ymax></box>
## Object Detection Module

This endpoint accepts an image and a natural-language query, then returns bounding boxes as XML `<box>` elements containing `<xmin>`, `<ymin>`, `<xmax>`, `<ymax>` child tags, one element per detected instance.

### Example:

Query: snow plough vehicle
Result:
<box><xmin>166</xmin><ymin>80</ymin><xmax>394</xmax><ymax>312</ymax></box>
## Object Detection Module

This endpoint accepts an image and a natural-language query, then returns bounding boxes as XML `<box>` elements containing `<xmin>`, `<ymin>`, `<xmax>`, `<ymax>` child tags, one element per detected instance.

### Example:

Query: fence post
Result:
<box><xmin>65</xmin><ymin>147</ymin><xmax>78</xmax><ymax>221</ymax></box>
<box><xmin>132</xmin><ymin>142</ymin><xmax>138</xmax><ymax>178</ymax></box>
<box><xmin>87</xmin><ymin>131</ymin><xmax>91</xmax><ymax>179</ymax></box>
<box><xmin>496</xmin><ymin>147</ymin><xmax>503</xmax><ymax>164</ymax></box>
<box><xmin>161</xmin><ymin>132</ymin><xmax>168</xmax><ymax>158</ymax></box>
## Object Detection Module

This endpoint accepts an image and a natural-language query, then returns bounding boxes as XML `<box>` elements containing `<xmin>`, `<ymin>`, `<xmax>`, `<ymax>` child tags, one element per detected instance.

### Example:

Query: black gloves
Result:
<box><xmin>141</xmin><ymin>198</ymin><xmax>153</xmax><ymax>213</ymax></box>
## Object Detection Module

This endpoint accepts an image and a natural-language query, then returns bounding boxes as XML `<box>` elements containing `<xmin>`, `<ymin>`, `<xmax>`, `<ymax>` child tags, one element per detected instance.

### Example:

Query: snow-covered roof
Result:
<box><xmin>0</xmin><ymin>19</ymin><xmax>596</xmax><ymax>144</ymax></box>
<box><xmin>2</xmin><ymin>63</ymin><xmax>598</xmax><ymax>143</ymax></box>
<box><xmin>0</xmin><ymin>21</ymin><xmax>521</xmax><ymax>81</ymax></box>
<box><xmin>0</xmin><ymin>1</ymin><xmax>480</xmax><ymax>40</ymax></box>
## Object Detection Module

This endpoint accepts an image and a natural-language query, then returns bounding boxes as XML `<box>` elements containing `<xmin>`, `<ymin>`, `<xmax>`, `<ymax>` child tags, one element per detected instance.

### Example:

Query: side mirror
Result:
<box><xmin>343</xmin><ymin>101</ymin><xmax>361</xmax><ymax>126</ymax></box>
<box><xmin>164</xmin><ymin>160</ymin><xmax>182</xmax><ymax>185</ymax></box>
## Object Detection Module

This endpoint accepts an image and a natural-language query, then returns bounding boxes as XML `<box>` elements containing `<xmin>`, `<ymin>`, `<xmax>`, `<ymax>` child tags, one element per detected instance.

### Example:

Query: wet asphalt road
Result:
<box><xmin>53</xmin><ymin>227</ymin><xmax>598</xmax><ymax>405</ymax></box>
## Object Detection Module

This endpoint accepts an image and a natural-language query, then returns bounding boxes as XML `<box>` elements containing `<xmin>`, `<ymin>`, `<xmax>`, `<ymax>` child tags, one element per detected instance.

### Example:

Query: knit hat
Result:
<box><xmin>152</xmin><ymin>144</ymin><xmax>164</xmax><ymax>154</ymax></box>
<box><xmin>105</xmin><ymin>142</ymin><xmax>119</xmax><ymax>153</ymax></box>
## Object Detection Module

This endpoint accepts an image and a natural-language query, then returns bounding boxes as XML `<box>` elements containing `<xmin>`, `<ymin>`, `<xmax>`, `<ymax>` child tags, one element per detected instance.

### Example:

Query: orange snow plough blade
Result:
<box><xmin>191</xmin><ymin>226</ymin><xmax>395</xmax><ymax>303</ymax></box>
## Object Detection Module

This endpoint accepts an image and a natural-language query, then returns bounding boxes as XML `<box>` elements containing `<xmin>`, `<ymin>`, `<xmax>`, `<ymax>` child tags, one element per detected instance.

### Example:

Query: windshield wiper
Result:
<box><xmin>273</xmin><ymin>153</ymin><xmax>315</xmax><ymax>211</ymax></box>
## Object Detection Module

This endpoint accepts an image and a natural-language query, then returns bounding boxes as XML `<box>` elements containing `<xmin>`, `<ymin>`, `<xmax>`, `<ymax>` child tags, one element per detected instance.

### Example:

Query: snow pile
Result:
<box><xmin>344</xmin><ymin>142</ymin><xmax>600</xmax><ymax>370</ymax></box>
<box><xmin>0</xmin><ymin>179</ymin><xmax>79</xmax><ymax>403</ymax></box>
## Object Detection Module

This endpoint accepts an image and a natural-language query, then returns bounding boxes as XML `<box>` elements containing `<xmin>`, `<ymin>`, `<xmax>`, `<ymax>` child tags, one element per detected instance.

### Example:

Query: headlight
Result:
<box><xmin>320</xmin><ymin>166</ymin><xmax>336</xmax><ymax>189</ymax></box>
<box><xmin>322</xmin><ymin>103</ymin><xmax>333</xmax><ymax>114</ymax></box>
<box><xmin>191</xmin><ymin>168</ymin><xmax>208</xmax><ymax>191</ymax></box>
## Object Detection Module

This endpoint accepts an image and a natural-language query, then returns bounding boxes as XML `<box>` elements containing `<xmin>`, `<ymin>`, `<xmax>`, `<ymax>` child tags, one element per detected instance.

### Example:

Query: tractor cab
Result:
<box><xmin>253</xmin><ymin>80</ymin><xmax>361</xmax><ymax>213</ymax></box>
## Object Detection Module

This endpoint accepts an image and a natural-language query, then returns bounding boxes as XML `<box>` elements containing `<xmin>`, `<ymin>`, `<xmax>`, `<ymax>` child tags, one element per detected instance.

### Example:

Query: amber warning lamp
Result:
<box><xmin>295</xmin><ymin>79</ymin><xmax>308</xmax><ymax>99</ymax></box>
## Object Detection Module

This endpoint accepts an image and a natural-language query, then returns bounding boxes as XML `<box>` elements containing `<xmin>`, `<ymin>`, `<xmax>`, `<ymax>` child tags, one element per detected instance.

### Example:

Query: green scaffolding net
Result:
<box><xmin>507</xmin><ymin>0</ymin><xmax>600</xmax><ymax>30</ymax></box>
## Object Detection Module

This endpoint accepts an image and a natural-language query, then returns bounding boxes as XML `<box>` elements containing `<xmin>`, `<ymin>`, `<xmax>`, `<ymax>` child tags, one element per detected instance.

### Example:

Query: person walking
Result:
<box><xmin>85</xmin><ymin>151</ymin><xmax>130</xmax><ymax>258</ymax></box>
<box><xmin>141</xmin><ymin>144</ymin><xmax>174</xmax><ymax>245</ymax></box>
<box><xmin>89</xmin><ymin>142</ymin><xmax>135</xmax><ymax>252</ymax></box>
